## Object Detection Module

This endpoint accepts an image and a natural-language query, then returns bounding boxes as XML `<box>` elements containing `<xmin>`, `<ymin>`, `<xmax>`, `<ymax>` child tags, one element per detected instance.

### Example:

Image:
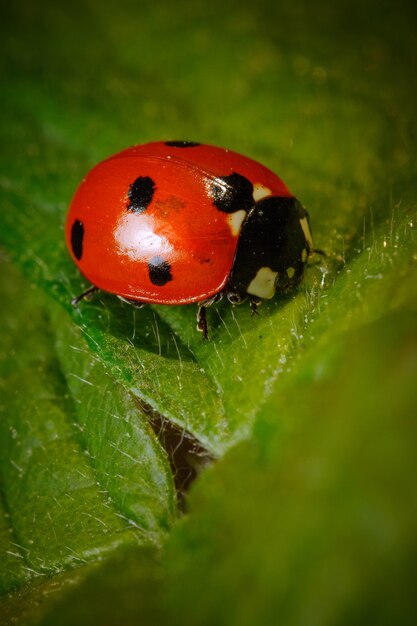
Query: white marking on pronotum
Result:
<box><xmin>228</xmin><ymin>209</ymin><xmax>246</xmax><ymax>236</ymax></box>
<box><xmin>247</xmin><ymin>267</ymin><xmax>278</xmax><ymax>299</ymax></box>
<box><xmin>253</xmin><ymin>183</ymin><xmax>272</xmax><ymax>202</ymax></box>
<box><xmin>301</xmin><ymin>248</ymin><xmax>308</xmax><ymax>262</ymax></box>
<box><xmin>286</xmin><ymin>267</ymin><xmax>295</xmax><ymax>278</ymax></box>
<box><xmin>299</xmin><ymin>217</ymin><xmax>313</xmax><ymax>248</ymax></box>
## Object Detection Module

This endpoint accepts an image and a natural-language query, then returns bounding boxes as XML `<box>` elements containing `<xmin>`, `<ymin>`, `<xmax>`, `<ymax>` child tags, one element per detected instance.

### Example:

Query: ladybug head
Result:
<box><xmin>227</xmin><ymin>196</ymin><xmax>312</xmax><ymax>300</ymax></box>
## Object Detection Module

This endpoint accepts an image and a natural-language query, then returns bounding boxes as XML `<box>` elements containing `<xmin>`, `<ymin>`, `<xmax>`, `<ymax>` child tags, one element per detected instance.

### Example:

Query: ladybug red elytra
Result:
<box><xmin>66</xmin><ymin>140</ymin><xmax>314</xmax><ymax>338</ymax></box>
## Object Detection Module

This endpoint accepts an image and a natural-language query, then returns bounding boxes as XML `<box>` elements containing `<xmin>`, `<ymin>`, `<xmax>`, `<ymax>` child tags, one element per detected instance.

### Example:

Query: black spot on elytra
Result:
<box><xmin>211</xmin><ymin>172</ymin><xmax>254</xmax><ymax>214</ymax></box>
<box><xmin>71</xmin><ymin>219</ymin><xmax>84</xmax><ymax>260</ymax></box>
<box><xmin>148</xmin><ymin>256</ymin><xmax>173</xmax><ymax>286</ymax></box>
<box><xmin>165</xmin><ymin>140</ymin><xmax>201</xmax><ymax>147</ymax></box>
<box><xmin>127</xmin><ymin>176</ymin><xmax>155</xmax><ymax>214</ymax></box>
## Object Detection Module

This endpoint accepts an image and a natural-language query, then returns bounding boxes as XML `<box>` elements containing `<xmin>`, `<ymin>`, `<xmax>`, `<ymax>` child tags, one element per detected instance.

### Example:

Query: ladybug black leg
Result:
<box><xmin>311</xmin><ymin>248</ymin><xmax>327</xmax><ymax>258</ymax></box>
<box><xmin>307</xmin><ymin>248</ymin><xmax>328</xmax><ymax>270</ymax></box>
<box><xmin>250</xmin><ymin>296</ymin><xmax>261</xmax><ymax>317</ymax></box>
<box><xmin>118</xmin><ymin>296</ymin><xmax>146</xmax><ymax>309</ymax></box>
<box><xmin>226</xmin><ymin>291</ymin><xmax>246</xmax><ymax>305</ymax></box>
<box><xmin>71</xmin><ymin>285</ymin><xmax>99</xmax><ymax>307</ymax></box>
<box><xmin>196</xmin><ymin>305</ymin><xmax>209</xmax><ymax>340</ymax></box>
<box><xmin>196</xmin><ymin>293</ymin><xmax>224</xmax><ymax>339</ymax></box>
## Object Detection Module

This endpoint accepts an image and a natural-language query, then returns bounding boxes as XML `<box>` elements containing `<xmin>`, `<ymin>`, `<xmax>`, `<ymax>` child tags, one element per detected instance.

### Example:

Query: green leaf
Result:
<box><xmin>0</xmin><ymin>545</ymin><xmax>160</xmax><ymax>626</ymax></box>
<box><xmin>162</xmin><ymin>311</ymin><xmax>417</xmax><ymax>626</ymax></box>
<box><xmin>51</xmin><ymin>310</ymin><xmax>177</xmax><ymax>541</ymax></box>
<box><xmin>161</xmin><ymin>217</ymin><xmax>417</xmax><ymax>625</ymax></box>
<box><xmin>1</xmin><ymin>0</ymin><xmax>416</xmax><ymax>623</ymax></box>
<box><xmin>1</xmin><ymin>0</ymin><xmax>416</xmax><ymax>455</ymax></box>
<box><xmin>0</xmin><ymin>256</ymin><xmax>176</xmax><ymax>597</ymax></box>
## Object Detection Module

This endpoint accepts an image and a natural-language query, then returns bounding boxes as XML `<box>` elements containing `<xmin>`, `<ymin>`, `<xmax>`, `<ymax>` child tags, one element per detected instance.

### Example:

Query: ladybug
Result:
<box><xmin>66</xmin><ymin>140</ymin><xmax>314</xmax><ymax>338</ymax></box>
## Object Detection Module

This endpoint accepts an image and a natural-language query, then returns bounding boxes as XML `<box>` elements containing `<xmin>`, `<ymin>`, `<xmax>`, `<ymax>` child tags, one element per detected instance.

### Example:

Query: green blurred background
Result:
<box><xmin>1</xmin><ymin>0</ymin><xmax>416</xmax><ymax>624</ymax></box>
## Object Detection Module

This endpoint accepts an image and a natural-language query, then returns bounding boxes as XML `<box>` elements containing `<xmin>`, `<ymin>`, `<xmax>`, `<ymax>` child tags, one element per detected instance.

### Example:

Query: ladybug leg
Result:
<box><xmin>311</xmin><ymin>248</ymin><xmax>327</xmax><ymax>257</ymax></box>
<box><xmin>196</xmin><ymin>305</ymin><xmax>209</xmax><ymax>340</ymax></box>
<box><xmin>249</xmin><ymin>296</ymin><xmax>262</xmax><ymax>317</ymax></box>
<box><xmin>307</xmin><ymin>248</ymin><xmax>328</xmax><ymax>269</ymax></box>
<box><xmin>71</xmin><ymin>285</ymin><xmax>99</xmax><ymax>307</ymax></box>
<box><xmin>196</xmin><ymin>293</ymin><xmax>223</xmax><ymax>340</ymax></box>
<box><xmin>118</xmin><ymin>296</ymin><xmax>146</xmax><ymax>309</ymax></box>
<box><xmin>226</xmin><ymin>291</ymin><xmax>246</xmax><ymax>305</ymax></box>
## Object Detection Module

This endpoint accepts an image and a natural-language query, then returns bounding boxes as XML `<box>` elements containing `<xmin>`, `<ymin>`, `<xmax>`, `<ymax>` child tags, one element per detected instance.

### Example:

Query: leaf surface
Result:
<box><xmin>0</xmin><ymin>0</ymin><xmax>416</xmax><ymax>623</ymax></box>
